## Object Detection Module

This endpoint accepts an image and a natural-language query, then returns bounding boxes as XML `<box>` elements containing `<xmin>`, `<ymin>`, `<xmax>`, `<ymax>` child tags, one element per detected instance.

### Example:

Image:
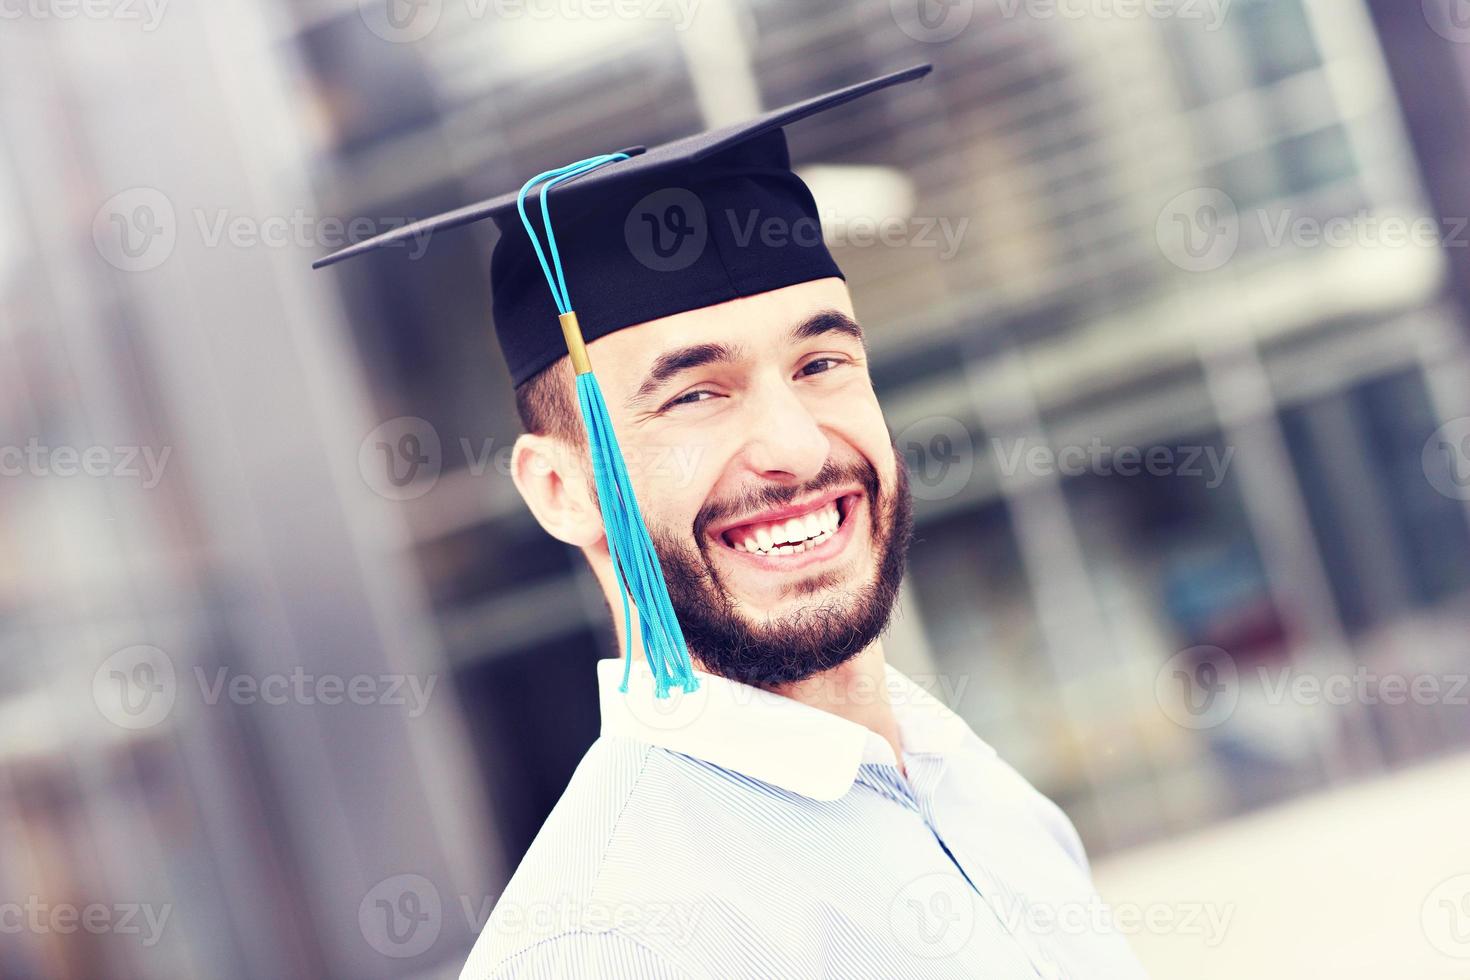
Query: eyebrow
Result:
<box><xmin>787</xmin><ymin>309</ymin><xmax>865</xmax><ymax>346</ymax></box>
<box><xmin>631</xmin><ymin>342</ymin><xmax>744</xmax><ymax>406</ymax></box>
<box><xmin>627</xmin><ymin>309</ymin><xmax>866</xmax><ymax>408</ymax></box>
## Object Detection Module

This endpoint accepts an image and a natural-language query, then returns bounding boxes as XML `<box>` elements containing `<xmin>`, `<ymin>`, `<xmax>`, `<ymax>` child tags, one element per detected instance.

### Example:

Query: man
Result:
<box><xmin>318</xmin><ymin>66</ymin><xmax>1146</xmax><ymax>979</ymax></box>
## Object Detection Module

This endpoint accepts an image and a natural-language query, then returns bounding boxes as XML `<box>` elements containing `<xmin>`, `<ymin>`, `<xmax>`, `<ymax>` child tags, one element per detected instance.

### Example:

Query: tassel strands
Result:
<box><xmin>515</xmin><ymin>156</ymin><xmax>701</xmax><ymax>698</ymax></box>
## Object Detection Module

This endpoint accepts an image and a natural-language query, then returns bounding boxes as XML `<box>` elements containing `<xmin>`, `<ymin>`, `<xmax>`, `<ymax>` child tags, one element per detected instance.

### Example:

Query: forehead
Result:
<box><xmin>586</xmin><ymin>277</ymin><xmax>856</xmax><ymax>383</ymax></box>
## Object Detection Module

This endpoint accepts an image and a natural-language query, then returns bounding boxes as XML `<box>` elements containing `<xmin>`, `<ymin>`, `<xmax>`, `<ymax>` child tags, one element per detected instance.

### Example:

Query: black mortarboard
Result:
<box><xmin>313</xmin><ymin>64</ymin><xmax>933</xmax><ymax>385</ymax></box>
<box><xmin>314</xmin><ymin>64</ymin><xmax>933</xmax><ymax>698</ymax></box>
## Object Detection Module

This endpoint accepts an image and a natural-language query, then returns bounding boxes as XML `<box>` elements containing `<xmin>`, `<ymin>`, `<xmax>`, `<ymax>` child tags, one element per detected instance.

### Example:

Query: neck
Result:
<box><xmin>770</xmin><ymin>640</ymin><xmax>904</xmax><ymax>775</ymax></box>
<box><xmin>590</xmin><ymin>555</ymin><xmax>904</xmax><ymax>772</ymax></box>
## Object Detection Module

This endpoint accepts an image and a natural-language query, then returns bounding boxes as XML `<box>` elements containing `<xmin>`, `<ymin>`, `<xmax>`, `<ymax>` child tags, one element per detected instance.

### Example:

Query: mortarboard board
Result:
<box><xmin>314</xmin><ymin>64</ymin><xmax>934</xmax><ymax>695</ymax></box>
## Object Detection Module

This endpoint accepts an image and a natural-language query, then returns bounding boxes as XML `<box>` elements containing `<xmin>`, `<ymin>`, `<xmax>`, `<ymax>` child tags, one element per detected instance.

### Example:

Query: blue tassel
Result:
<box><xmin>516</xmin><ymin>156</ymin><xmax>701</xmax><ymax>699</ymax></box>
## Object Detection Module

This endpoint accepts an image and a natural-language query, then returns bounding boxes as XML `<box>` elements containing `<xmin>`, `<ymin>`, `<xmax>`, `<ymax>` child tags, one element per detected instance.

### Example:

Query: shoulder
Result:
<box><xmin>962</xmin><ymin>731</ymin><xmax>1091</xmax><ymax>873</ymax></box>
<box><xmin>466</xmin><ymin>930</ymin><xmax>695</xmax><ymax>980</ymax></box>
<box><xmin>459</xmin><ymin>737</ymin><xmax>722</xmax><ymax>979</ymax></box>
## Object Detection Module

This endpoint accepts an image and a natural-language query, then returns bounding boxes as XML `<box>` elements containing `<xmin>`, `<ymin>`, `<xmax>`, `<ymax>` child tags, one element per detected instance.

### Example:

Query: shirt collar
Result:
<box><xmin>597</xmin><ymin>658</ymin><xmax>975</xmax><ymax>802</ymax></box>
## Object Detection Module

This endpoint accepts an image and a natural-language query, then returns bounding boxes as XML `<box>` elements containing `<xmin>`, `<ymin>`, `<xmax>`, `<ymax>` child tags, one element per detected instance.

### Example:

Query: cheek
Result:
<box><xmin>619</xmin><ymin>431</ymin><xmax>725</xmax><ymax>534</ymax></box>
<box><xmin>825</xmin><ymin>393</ymin><xmax>891</xmax><ymax>461</ymax></box>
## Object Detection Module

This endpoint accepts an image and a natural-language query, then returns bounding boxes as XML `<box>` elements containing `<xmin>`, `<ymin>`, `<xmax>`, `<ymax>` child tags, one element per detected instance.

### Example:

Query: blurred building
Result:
<box><xmin>2</xmin><ymin>0</ymin><xmax>1469</xmax><ymax>977</ymax></box>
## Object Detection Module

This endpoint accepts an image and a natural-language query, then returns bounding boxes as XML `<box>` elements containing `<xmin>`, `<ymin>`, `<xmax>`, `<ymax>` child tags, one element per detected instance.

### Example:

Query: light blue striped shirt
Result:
<box><xmin>460</xmin><ymin>660</ymin><xmax>1147</xmax><ymax>979</ymax></box>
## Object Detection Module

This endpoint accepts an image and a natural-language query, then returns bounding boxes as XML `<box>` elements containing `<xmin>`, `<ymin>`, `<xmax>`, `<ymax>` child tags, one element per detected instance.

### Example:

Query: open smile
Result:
<box><xmin>709</xmin><ymin>491</ymin><xmax>864</xmax><ymax>569</ymax></box>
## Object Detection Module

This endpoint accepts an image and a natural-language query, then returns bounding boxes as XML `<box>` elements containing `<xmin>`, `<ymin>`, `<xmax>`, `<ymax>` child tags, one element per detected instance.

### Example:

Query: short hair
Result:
<box><xmin>513</xmin><ymin>356</ymin><xmax>581</xmax><ymax>442</ymax></box>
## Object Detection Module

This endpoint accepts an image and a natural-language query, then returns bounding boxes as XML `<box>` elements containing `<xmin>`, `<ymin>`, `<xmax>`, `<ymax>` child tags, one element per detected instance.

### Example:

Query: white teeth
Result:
<box><xmin>725</xmin><ymin>498</ymin><xmax>850</xmax><ymax>556</ymax></box>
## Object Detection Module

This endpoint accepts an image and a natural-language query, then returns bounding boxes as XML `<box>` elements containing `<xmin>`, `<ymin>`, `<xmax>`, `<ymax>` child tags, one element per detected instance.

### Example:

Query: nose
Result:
<box><xmin>739</xmin><ymin>376</ymin><xmax>830</xmax><ymax>484</ymax></box>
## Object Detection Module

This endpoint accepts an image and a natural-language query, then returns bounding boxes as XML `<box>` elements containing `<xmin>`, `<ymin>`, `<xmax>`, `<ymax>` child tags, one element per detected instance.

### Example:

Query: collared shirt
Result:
<box><xmin>459</xmin><ymin>660</ymin><xmax>1148</xmax><ymax>979</ymax></box>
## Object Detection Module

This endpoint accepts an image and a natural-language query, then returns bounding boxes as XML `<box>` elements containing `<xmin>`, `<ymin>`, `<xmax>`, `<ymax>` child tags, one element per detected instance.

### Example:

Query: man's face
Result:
<box><xmin>585</xmin><ymin>277</ymin><xmax>913</xmax><ymax>686</ymax></box>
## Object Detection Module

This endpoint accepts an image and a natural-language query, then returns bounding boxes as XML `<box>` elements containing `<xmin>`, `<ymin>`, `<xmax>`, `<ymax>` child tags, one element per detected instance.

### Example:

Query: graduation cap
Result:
<box><xmin>315</xmin><ymin>64</ymin><xmax>933</xmax><ymax>696</ymax></box>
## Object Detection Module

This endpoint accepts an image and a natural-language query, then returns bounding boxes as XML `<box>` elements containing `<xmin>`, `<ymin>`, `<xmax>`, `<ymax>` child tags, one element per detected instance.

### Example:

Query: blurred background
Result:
<box><xmin>4</xmin><ymin>0</ymin><xmax>1470</xmax><ymax>977</ymax></box>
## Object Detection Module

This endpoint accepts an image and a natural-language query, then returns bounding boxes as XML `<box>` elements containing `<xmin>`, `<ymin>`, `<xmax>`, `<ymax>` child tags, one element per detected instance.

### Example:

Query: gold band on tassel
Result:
<box><xmin>559</xmin><ymin>311</ymin><xmax>592</xmax><ymax>375</ymax></box>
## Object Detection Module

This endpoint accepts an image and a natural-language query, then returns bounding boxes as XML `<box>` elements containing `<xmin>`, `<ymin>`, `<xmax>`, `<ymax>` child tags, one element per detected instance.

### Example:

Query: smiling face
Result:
<box><xmin>513</xmin><ymin>277</ymin><xmax>913</xmax><ymax>686</ymax></box>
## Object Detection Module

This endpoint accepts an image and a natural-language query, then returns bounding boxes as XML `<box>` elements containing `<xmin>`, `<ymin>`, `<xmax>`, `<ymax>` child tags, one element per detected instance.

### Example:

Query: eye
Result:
<box><xmin>798</xmin><ymin>356</ymin><xmax>845</xmax><ymax>377</ymax></box>
<box><xmin>661</xmin><ymin>389</ymin><xmax>718</xmax><ymax>411</ymax></box>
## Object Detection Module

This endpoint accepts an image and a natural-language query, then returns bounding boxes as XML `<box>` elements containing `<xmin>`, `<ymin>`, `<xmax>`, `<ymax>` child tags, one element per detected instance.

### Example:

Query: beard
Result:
<box><xmin>646</xmin><ymin>445</ymin><xmax>914</xmax><ymax>688</ymax></box>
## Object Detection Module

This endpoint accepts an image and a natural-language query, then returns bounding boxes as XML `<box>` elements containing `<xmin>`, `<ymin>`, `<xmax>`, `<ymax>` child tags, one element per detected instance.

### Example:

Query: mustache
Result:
<box><xmin>692</xmin><ymin>458</ymin><xmax>881</xmax><ymax>544</ymax></box>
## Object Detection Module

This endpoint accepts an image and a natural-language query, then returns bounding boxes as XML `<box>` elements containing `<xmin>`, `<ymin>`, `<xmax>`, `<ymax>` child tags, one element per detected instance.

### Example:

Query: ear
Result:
<box><xmin>510</xmin><ymin>432</ymin><xmax>605</xmax><ymax>549</ymax></box>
